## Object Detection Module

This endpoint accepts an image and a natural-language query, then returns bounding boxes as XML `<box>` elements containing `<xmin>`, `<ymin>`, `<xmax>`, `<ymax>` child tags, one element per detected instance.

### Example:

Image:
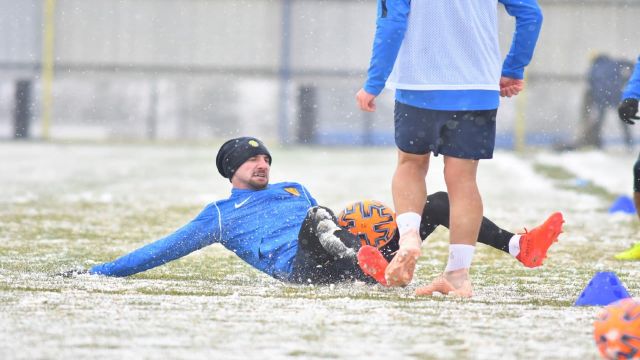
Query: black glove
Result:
<box><xmin>618</xmin><ymin>98</ymin><xmax>639</xmax><ymax>125</ymax></box>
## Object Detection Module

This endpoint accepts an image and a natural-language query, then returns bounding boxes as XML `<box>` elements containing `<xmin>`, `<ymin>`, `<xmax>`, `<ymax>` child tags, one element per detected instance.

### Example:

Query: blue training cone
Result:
<box><xmin>608</xmin><ymin>195</ymin><xmax>636</xmax><ymax>215</ymax></box>
<box><xmin>574</xmin><ymin>271</ymin><xmax>631</xmax><ymax>306</ymax></box>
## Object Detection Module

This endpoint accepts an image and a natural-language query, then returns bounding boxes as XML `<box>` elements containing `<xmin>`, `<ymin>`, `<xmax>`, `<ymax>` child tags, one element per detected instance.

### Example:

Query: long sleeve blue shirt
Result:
<box><xmin>622</xmin><ymin>56</ymin><xmax>640</xmax><ymax>100</ymax></box>
<box><xmin>363</xmin><ymin>0</ymin><xmax>543</xmax><ymax>111</ymax></box>
<box><xmin>90</xmin><ymin>182</ymin><xmax>317</xmax><ymax>281</ymax></box>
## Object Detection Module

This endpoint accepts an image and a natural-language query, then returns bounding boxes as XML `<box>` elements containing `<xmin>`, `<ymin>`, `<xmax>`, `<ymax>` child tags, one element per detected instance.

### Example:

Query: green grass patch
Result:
<box><xmin>533</xmin><ymin>162</ymin><xmax>617</xmax><ymax>202</ymax></box>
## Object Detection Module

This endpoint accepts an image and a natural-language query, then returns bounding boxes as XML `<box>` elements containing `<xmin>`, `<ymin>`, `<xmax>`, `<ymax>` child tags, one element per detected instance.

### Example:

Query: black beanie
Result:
<box><xmin>216</xmin><ymin>137</ymin><xmax>272</xmax><ymax>180</ymax></box>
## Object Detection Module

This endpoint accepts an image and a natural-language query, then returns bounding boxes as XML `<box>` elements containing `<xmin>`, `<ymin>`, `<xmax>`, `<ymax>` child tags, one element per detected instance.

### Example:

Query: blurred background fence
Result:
<box><xmin>1</xmin><ymin>0</ymin><xmax>639</xmax><ymax>148</ymax></box>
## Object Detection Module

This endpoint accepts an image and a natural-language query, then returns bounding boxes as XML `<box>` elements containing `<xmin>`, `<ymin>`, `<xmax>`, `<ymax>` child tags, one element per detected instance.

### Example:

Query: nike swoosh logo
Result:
<box><xmin>234</xmin><ymin>196</ymin><xmax>252</xmax><ymax>209</ymax></box>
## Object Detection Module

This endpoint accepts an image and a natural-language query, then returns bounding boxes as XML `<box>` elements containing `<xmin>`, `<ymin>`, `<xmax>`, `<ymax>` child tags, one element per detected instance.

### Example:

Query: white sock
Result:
<box><xmin>444</xmin><ymin>244</ymin><xmax>475</xmax><ymax>272</ymax></box>
<box><xmin>508</xmin><ymin>235</ymin><xmax>521</xmax><ymax>257</ymax></box>
<box><xmin>396</xmin><ymin>212</ymin><xmax>421</xmax><ymax>235</ymax></box>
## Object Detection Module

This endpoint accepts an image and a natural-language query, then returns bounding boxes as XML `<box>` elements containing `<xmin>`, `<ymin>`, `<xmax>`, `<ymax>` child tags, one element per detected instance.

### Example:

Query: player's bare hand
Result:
<box><xmin>499</xmin><ymin>77</ymin><xmax>524</xmax><ymax>98</ymax></box>
<box><xmin>356</xmin><ymin>88</ymin><xmax>377</xmax><ymax>112</ymax></box>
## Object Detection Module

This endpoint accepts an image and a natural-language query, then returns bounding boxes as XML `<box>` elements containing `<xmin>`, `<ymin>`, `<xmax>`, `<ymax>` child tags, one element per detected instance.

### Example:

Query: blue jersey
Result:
<box><xmin>90</xmin><ymin>182</ymin><xmax>318</xmax><ymax>281</ymax></box>
<box><xmin>363</xmin><ymin>0</ymin><xmax>543</xmax><ymax>111</ymax></box>
<box><xmin>622</xmin><ymin>56</ymin><xmax>640</xmax><ymax>100</ymax></box>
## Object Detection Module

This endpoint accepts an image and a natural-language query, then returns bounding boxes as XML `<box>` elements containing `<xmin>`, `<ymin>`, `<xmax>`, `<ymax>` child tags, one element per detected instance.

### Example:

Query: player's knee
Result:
<box><xmin>397</xmin><ymin>151</ymin><xmax>429</xmax><ymax>170</ymax></box>
<box><xmin>309</xmin><ymin>206</ymin><xmax>335</xmax><ymax>221</ymax></box>
<box><xmin>318</xmin><ymin>206</ymin><xmax>335</xmax><ymax>216</ymax></box>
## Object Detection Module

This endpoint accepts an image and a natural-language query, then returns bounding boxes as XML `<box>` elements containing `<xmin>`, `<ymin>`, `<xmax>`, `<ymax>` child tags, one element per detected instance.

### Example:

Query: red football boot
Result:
<box><xmin>516</xmin><ymin>212</ymin><xmax>564</xmax><ymax>268</ymax></box>
<box><xmin>357</xmin><ymin>245</ymin><xmax>389</xmax><ymax>286</ymax></box>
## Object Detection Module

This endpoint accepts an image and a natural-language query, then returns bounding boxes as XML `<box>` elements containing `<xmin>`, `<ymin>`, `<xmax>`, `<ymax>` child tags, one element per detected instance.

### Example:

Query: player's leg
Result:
<box><xmin>381</xmin><ymin>191</ymin><xmax>511</xmax><ymax>258</ymax></box>
<box><xmin>593</xmin><ymin>104</ymin><xmax>606</xmax><ymax>149</ymax></box>
<box><xmin>290</xmin><ymin>207</ymin><xmax>352</xmax><ymax>284</ymax></box>
<box><xmin>614</xmin><ymin>155</ymin><xmax>640</xmax><ymax>260</ymax></box>
<box><xmin>386</xmin><ymin>149</ymin><xmax>428</xmax><ymax>286</ymax></box>
<box><xmin>385</xmin><ymin>101</ymin><xmax>434</xmax><ymax>287</ymax></box>
<box><xmin>436</xmin><ymin>155</ymin><xmax>481</xmax><ymax>297</ymax></box>
<box><xmin>388</xmin><ymin>191</ymin><xmax>563</xmax><ymax>268</ymax></box>
<box><xmin>379</xmin><ymin>191</ymin><xmax>513</xmax><ymax>260</ymax></box>
<box><xmin>420</xmin><ymin>191</ymin><xmax>513</xmax><ymax>254</ymax></box>
<box><xmin>290</xmin><ymin>206</ymin><xmax>380</xmax><ymax>284</ymax></box>
<box><xmin>313</xmin><ymin>208</ymin><xmax>388</xmax><ymax>283</ymax></box>
<box><xmin>312</xmin><ymin>206</ymin><xmax>359</xmax><ymax>260</ymax></box>
<box><xmin>416</xmin><ymin>109</ymin><xmax>496</xmax><ymax>297</ymax></box>
<box><xmin>422</xmin><ymin>191</ymin><xmax>565</xmax><ymax>266</ymax></box>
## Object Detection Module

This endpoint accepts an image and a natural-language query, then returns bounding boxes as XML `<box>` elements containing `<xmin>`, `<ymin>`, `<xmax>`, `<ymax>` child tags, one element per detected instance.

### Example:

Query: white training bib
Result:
<box><xmin>386</xmin><ymin>0</ymin><xmax>502</xmax><ymax>91</ymax></box>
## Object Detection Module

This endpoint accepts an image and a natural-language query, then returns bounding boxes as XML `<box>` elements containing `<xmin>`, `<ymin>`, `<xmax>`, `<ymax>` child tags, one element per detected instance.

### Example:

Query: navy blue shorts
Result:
<box><xmin>394</xmin><ymin>101</ymin><xmax>497</xmax><ymax>160</ymax></box>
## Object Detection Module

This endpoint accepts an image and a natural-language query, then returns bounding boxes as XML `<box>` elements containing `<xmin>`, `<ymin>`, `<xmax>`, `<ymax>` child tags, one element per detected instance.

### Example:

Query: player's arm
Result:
<box><xmin>498</xmin><ymin>0</ymin><xmax>543</xmax><ymax>97</ymax></box>
<box><xmin>619</xmin><ymin>57</ymin><xmax>640</xmax><ymax>125</ymax></box>
<box><xmin>499</xmin><ymin>0</ymin><xmax>543</xmax><ymax>79</ymax></box>
<box><xmin>357</xmin><ymin>0</ymin><xmax>410</xmax><ymax>111</ymax></box>
<box><xmin>89</xmin><ymin>204</ymin><xmax>220</xmax><ymax>277</ymax></box>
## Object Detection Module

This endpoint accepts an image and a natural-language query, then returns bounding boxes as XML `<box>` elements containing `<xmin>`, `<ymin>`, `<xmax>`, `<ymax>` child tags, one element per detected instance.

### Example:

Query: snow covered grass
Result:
<box><xmin>1</xmin><ymin>142</ymin><xmax>639</xmax><ymax>359</ymax></box>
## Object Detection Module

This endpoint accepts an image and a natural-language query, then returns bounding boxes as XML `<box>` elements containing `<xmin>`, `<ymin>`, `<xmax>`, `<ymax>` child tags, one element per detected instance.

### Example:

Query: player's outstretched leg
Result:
<box><xmin>515</xmin><ymin>212</ymin><xmax>564</xmax><ymax>268</ymax></box>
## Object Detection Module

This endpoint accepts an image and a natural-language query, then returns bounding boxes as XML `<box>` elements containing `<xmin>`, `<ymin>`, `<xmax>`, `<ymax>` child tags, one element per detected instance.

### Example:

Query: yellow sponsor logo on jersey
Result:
<box><xmin>284</xmin><ymin>187</ymin><xmax>300</xmax><ymax>196</ymax></box>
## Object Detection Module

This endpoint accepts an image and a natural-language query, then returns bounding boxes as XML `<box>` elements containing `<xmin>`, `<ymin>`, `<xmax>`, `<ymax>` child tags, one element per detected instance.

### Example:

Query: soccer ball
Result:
<box><xmin>594</xmin><ymin>297</ymin><xmax>640</xmax><ymax>360</ymax></box>
<box><xmin>337</xmin><ymin>200</ymin><xmax>397</xmax><ymax>249</ymax></box>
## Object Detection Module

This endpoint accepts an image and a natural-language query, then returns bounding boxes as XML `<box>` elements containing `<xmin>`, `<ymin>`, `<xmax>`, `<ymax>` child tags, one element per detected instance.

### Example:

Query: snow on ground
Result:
<box><xmin>536</xmin><ymin>149</ymin><xmax>635</xmax><ymax>195</ymax></box>
<box><xmin>0</xmin><ymin>142</ymin><xmax>638</xmax><ymax>359</ymax></box>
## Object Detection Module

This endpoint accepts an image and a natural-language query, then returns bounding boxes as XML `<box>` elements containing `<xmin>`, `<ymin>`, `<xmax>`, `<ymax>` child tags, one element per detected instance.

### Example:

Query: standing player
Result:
<box><xmin>616</xmin><ymin>55</ymin><xmax>640</xmax><ymax>261</ymax></box>
<box><xmin>356</xmin><ymin>0</ymin><xmax>544</xmax><ymax>296</ymax></box>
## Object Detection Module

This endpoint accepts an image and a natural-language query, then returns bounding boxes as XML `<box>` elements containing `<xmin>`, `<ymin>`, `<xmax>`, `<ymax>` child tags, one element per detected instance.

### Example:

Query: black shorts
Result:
<box><xmin>394</xmin><ymin>101</ymin><xmax>497</xmax><ymax>160</ymax></box>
